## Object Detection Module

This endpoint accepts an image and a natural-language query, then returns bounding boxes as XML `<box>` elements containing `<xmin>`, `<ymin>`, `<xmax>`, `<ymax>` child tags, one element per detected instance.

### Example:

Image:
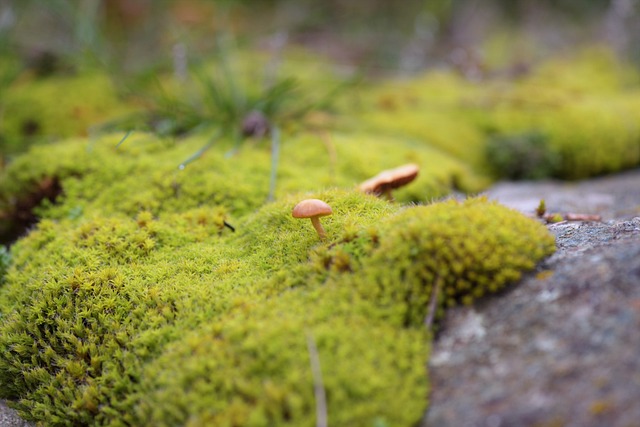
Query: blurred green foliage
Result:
<box><xmin>485</xmin><ymin>131</ymin><xmax>560</xmax><ymax>180</ymax></box>
<box><xmin>0</xmin><ymin>245</ymin><xmax>9</xmax><ymax>285</ymax></box>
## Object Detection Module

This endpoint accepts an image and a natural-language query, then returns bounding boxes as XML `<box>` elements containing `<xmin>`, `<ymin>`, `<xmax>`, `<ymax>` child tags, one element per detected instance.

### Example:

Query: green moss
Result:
<box><xmin>350</xmin><ymin>72</ymin><xmax>489</xmax><ymax>170</ymax></box>
<box><xmin>0</xmin><ymin>123</ymin><xmax>486</xmax><ymax>245</ymax></box>
<box><xmin>0</xmin><ymin>245</ymin><xmax>9</xmax><ymax>285</ymax></box>
<box><xmin>516</xmin><ymin>47</ymin><xmax>640</xmax><ymax>95</ymax></box>
<box><xmin>134</xmin><ymin>289</ymin><xmax>429</xmax><ymax>427</ymax></box>
<box><xmin>352</xmin><ymin>197</ymin><xmax>556</xmax><ymax>327</ymax></box>
<box><xmin>344</xmin><ymin>47</ymin><xmax>640</xmax><ymax>181</ymax></box>
<box><xmin>0</xmin><ymin>47</ymin><xmax>576</xmax><ymax>426</ymax></box>
<box><xmin>480</xmin><ymin>48</ymin><xmax>640</xmax><ymax>179</ymax></box>
<box><xmin>485</xmin><ymin>131</ymin><xmax>561</xmax><ymax>179</ymax></box>
<box><xmin>0</xmin><ymin>186</ymin><xmax>554</xmax><ymax>425</ymax></box>
<box><xmin>0</xmin><ymin>73</ymin><xmax>132</xmax><ymax>153</ymax></box>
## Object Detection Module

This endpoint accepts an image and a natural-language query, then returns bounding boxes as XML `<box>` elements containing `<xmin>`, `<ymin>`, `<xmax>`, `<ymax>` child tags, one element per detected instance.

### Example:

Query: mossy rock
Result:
<box><xmin>0</xmin><ymin>177</ymin><xmax>555</xmax><ymax>425</ymax></box>
<box><xmin>0</xmin><ymin>49</ymin><xmax>569</xmax><ymax>425</ymax></box>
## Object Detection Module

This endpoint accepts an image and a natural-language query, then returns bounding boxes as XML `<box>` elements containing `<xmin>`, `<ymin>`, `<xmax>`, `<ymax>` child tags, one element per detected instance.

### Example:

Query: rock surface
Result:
<box><xmin>0</xmin><ymin>402</ymin><xmax>30</xmax><ymax>427</ymax></box>
<box><xmin>424</xmin><ymin>168</ymin><xmax>640</xmax><ymax>427</ymax></box>
<box><xmin>2</xmin><ymin>169</ymin><xmax>639</xmax><ymax>427</ymax></box>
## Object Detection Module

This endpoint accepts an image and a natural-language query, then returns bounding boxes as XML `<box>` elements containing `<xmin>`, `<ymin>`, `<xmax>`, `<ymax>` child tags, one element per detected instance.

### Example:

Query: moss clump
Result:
<box><xmin>485</xmin><ymin>131</ymin><xmax>561</xmax><ymax>179</ymax></box>
<box><xmin>0</xmin><ymin>73</ymin><xmax>132</xmax><ymax>154</ymax></box>
<box><xmin>350</xmin><ymin>71</ymin><xmax>489</xmax><ymax>171</ymax></box>
<box><xmin>345</xmin><ymin>47</ymin><xmax>640</xmax><ymax>181</ymax></box>
<box><xmin>0</xmin><ymin>125</ymin><xmax>485</xmax><ymax>244</ymax></box>
<box><xmin>133</xmin><ymin>288</ymin><xmax>429</xmax><ymax>427</ymax></box>
<box><xmin>352</xmin><ymin>197</ymin><xmax>556</xmax><ymax>327</ymax></box>
<box><xmin>479</xmin><ymin>48</ymin><xmax>640</xmax><ymax>179</ymax></box>
<box><xmin>0</xmin><ymin>187</ymin><xmax>554</xmax><ymax>426</ymax></box>
<box><xmin>0</xmin><ymin>191</ymin><xmax>401</xmax><ymax>425</ymax></box>
<box><xmin>0</xmin><ymin>47</ymin><xmax>576</xmax><ymax>425</ymax></box>
<box><xmin>0</xmin><ymin>214</ymin><xmax>212</xmax><ymax>423</ymax></box>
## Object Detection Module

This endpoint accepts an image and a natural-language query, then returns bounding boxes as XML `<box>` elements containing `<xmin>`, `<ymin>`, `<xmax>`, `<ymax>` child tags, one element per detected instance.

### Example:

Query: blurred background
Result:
<box><xmin>1</xmin><ymin>0</ymin><xmax>639</xmax><ymax>76</ymax></box>
<box><xmin>1</xmin><ymin>0</ymin><xmax>639</xmax><ymax>171</ymax></box>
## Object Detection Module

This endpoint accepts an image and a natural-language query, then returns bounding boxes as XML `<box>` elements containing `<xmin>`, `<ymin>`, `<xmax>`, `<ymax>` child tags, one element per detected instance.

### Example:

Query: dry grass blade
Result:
<box><xmin>306</xmin><ymin>332</ymin><xmax>328</xmax><ymax>427</ymax></box>
<box><xmin>424</xmin><ymin>274</ymin><xmax>442</xmax><ymax>330</ymax></box>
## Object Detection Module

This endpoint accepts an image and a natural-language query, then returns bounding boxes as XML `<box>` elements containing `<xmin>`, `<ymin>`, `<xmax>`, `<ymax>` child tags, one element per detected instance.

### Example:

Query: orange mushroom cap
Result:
<box><xmin>292</xmin><ymin>199</ymin><xmax>333</xmax><ymax>218</ymax></box>
<box><xmin>359</xmin><ymin>163</ymin><xmax>420</xmax><ymax>195</ymax></box>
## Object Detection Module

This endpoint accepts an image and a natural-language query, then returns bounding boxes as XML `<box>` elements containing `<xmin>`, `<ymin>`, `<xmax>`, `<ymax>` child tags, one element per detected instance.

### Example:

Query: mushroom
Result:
<box><xmin>359</xmin><ymin>163</ymin><xmax>419</xmax><ymax>200</ymax></box>
<box><xmin>292</xmin><ymin>199</ymin><xmax>333</xmax><ymax>240</ymax></box>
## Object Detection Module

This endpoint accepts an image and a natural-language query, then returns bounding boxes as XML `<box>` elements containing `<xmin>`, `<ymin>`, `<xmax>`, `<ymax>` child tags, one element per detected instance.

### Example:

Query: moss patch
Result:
<box><xmin>349</xmin><ymin>47</ymin><xmax>640</xmax><ymax>180</ymax></box>
<box><xmin>477</xmin><ymin>48</ymin><xmax>640</xmax><ymax>179</ymax></box>
<box><xmin>0</xmin><ymin>179</ymin><xmax>554</xmax><ymax>425</ymax></box>
<box><xmin>3</xmin><ymin>46</ymin><xmax>609</xmax><ymax>426</ymax></box>
<box><xmin>0</xmin><ymin>73</ymin><xmax>133</xmax><ymax>154</ymax></box>
<box><xmin>0</xmin><ymin>126</ymin><xmax>484</xmax><ymax>243</ymax></box>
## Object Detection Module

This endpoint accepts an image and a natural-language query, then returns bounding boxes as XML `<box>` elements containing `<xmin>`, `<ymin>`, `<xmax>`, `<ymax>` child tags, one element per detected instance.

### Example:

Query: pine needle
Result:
<box><xmin>115</xmin><ymin>130</ymin><xmax>132</xmax><ymax>148</ymax></box>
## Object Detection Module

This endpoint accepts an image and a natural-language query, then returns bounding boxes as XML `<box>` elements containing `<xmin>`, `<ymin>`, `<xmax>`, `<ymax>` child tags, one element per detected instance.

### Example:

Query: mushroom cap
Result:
<box><xmin>292</xmin><ymin>199</ymin><xmax>333</xmax><ymax>218</ymax></box>
<box><xmin>359</xmin><ymin>163</ymin><xmax>420</xmax><ymax>194</ymax></box>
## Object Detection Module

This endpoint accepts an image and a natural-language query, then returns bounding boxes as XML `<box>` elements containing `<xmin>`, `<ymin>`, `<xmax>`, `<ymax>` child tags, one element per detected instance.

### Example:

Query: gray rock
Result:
<box><xmin>0</xmin><ymin>402</ymin><xmax>32</xmax><ymax>427</ymax></box>
<box><xmin>425</xmin><ymin>169</ymin><xmax>640</xmax><ymax>427</ymax></box>
<box><xmin>484</xmin><ymin>168</ymin><xmax>640</xmax><ymax>221</ymax></box>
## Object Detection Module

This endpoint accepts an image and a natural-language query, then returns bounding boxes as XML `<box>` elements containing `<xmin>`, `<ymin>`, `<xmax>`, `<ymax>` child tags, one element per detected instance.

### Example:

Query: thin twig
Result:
<box><xmin>424</xmin><ymin>274</ymin><xmax>442</xmax><ymax>330</ymax></box>
<box><xmin>543</xmin><ymin>212</ymin><xmax>602</xmax><ymax>223</ymax></box>
<box><xmin>564</xmin><ymin>213</ymin><xmax>602</xmax><ymax>222</ymax></box>
<box><xmin>306</xmin><ymin>332</ymin><xmax>327</xmax><ymax>427</ymax></box>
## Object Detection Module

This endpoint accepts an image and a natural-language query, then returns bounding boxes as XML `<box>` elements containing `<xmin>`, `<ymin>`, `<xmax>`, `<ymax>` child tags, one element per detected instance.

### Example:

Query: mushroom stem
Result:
<box><xmin>310</xmin><ymin>217</ymin><xmax>327</xmax><ymax>240</ymax></box>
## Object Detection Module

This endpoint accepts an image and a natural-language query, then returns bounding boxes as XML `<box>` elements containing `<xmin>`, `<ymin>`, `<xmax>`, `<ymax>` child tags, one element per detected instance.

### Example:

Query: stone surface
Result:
<box><xmin>484</xmin><ymin>168</ymin><xmax>640</xmax><ymax>221</ymax></box>
<box><xmin>425</xmin><ymin>168</ymin><xmax>640</xmax><ymax>427</ymax></box>
<box><xmin>0</xmin><ymin>402</ymin><xmax>31</xmax><ymax>427</ymax></box>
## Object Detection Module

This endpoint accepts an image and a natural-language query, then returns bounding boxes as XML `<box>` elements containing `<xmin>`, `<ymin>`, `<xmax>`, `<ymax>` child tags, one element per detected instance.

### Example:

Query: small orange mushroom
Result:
<box><xmin>359</xmin><ymin>163</ymin><xmax>419</xmax><ymax>200</ymax></box>
<box><xmin>292</xmin><ymin>199</ymin><xmax>333</xmax><ymax>240</ymax></box>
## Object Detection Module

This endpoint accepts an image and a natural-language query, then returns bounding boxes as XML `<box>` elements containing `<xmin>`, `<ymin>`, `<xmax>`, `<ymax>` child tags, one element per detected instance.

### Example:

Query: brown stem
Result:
<box><xmin>310</xmin><ymin>216</ymin><xmax>327</xmax><ymax>240</ymax></box>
